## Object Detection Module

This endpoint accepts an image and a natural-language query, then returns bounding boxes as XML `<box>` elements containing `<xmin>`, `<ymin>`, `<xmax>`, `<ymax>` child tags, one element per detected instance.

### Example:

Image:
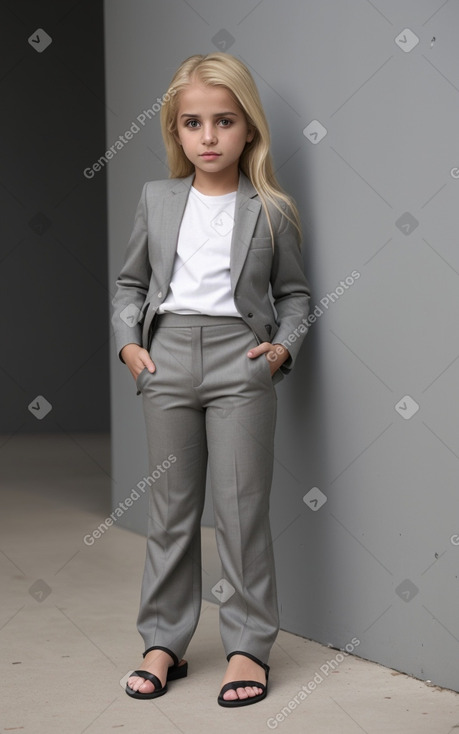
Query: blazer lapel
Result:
<box><xmin>158</xmin><ymin>173</ymin><xmax>195</xmax><ymax>289</ymax></box>
<box><xmin>154</xmin><ymin>170</ymin><xmax>260</xmax><ymax>297</ymax></box>
<box><xmin>143</xmin><ymin>176</ymin><xmax>193</xmax><ymax>346</ymax></box>
<box><xmin>230</xmin><ymin>171</ymin><xmax>261</xmax><ymax>293</ymax></box>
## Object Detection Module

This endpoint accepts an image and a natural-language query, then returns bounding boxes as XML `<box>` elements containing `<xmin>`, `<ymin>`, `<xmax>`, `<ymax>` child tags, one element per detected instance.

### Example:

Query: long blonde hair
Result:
<box><xmin>160</xmin><ymin>52</ymin><xmax>301</xmax><ymax>244</ymax></box>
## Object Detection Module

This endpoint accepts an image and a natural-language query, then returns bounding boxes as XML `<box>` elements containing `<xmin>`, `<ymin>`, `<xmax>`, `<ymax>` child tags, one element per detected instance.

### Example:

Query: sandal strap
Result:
<box><xmin>143</xmin><ymin>645</ymin><xmax>179</xmax><ymax>668</ymax></box>
<box><xmin>226</xmin><ymin>650</ymin><xmax>270</xmax><ymax>676</ymax></box>
<box><xmin>131</xmin><ymin>669</ymin><xmax>163</xmax><ymax>690</ymax></box>
<box><xmin>219</xmin><ymin>680</ymin><xmax>267</xmax><ymax>696</ymax></box>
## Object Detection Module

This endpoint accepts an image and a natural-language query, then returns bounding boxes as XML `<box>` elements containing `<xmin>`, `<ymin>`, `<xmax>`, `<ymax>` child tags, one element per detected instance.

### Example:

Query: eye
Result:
<box><xmin>218</xmin><ymin>118</ymin><xmax>232</xmax><ymax>127</ymax></box>
<box><xmin>185</xmin><ymin>119</ymin><xmax>200</xmax><ymax>128</ymax></box>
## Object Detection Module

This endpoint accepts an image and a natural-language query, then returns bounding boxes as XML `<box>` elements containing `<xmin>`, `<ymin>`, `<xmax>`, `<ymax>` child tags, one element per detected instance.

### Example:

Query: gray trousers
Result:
<box><xmin>135</xmin><ymin>313</ymin><xmax>279</xmax><ymax>667</ymax></box>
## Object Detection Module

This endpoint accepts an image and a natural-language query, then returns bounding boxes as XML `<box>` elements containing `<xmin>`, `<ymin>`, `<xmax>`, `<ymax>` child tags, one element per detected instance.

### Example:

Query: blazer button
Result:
<box><xmin>247</xmin><ymin>312</ymin><xmax>253</xmax><ymax>318</ymax></box>
<box><xmin>157</xmin><ymin>291</ymin><xmax>163</xmax><ymax>298</ymax></box>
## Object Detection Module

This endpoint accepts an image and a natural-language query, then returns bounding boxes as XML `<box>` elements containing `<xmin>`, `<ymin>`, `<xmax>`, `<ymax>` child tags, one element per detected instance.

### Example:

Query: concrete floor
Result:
<box><xmin>1</xmin><ymin>433</ymin><xmax>459</xmax><ymax>734</ymax></box>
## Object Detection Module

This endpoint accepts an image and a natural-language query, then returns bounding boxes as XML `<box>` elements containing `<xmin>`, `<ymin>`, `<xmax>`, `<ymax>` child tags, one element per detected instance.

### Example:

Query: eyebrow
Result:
<box><xmin>179</xmin><ymin>111</ymin><xmax>239</xmax><ymax>119</ymax></box>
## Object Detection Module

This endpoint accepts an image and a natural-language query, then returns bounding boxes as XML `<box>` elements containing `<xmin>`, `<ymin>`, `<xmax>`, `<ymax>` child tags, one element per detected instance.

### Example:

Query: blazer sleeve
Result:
<box><xmin>270</xmin><ymin>205</ymin><xmax>311</xmax><ymax>373</ymax></box>
<box><xmin>111</xmin><ymin>183</ymin><xmax>152</xmax><ymax>362</ymax></box>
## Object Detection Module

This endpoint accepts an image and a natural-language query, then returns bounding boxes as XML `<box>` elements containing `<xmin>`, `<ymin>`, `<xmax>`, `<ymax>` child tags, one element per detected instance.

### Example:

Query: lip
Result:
<box><xmin>200</xmin><ymin>152</ymin><xmax>221</xmax><ymax>158</ymax></box>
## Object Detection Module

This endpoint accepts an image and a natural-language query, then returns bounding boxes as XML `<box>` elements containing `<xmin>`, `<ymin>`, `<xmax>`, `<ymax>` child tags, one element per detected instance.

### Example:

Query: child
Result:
<box><xmin>112</xmin><ymin>52</ymin><xmax>311</xmax><ymax>707</ymax></box>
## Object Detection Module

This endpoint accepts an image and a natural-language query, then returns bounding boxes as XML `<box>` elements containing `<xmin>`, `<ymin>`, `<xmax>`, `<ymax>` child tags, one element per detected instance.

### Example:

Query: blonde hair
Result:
<box><xmin>160</xmin><ymin>52</ymin><xmax>301</xmax><ymax>244</ymax></box>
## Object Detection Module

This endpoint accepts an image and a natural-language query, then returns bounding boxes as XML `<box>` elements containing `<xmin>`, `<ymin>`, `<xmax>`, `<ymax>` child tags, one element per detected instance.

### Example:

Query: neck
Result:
<box><xmin>192</xmin><ymin>166</ymin><xmax>239</xmax><ymax>196</ymax></box>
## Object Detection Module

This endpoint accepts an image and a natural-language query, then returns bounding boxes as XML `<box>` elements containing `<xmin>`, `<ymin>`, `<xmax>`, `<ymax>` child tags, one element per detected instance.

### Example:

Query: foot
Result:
<box><xmin>127</xmin><ymin>649</ymin><xmax>185</xmax><ymax>695</ymax></box>
<box><xmin>220</xmin><ymin>654</ymin><xmax>266</xmax><ymax>702</ymax></box>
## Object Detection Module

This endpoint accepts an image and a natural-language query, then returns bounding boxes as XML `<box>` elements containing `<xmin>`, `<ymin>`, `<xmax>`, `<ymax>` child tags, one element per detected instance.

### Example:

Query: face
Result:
<box><xmin>174</xmin><ymin>81</ymin><xmax>254</xmax><ymax>183</ymax></box>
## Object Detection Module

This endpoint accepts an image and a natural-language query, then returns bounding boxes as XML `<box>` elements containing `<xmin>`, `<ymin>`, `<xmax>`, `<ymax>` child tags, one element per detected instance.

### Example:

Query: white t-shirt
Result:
<box><xmin>158</xmin><ymin>186</ymin><xmax>241</xmax><ymax>317</ymax></box>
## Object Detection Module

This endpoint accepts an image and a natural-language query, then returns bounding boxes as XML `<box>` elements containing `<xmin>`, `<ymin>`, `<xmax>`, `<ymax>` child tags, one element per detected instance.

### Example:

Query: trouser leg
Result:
<box><xmin>202</xmin><ymin>323</ymin><xmax>280</xmax><ymax>665</ymax></box>
<box><xmin>135</xmin><ymin>315</ymin><xmax>280</xmax><ymax>667</ymax></box>
<box><xmin>136</xmin><ymin>326</ymin><xmax>207</xmax><ymax>662</ymax></box>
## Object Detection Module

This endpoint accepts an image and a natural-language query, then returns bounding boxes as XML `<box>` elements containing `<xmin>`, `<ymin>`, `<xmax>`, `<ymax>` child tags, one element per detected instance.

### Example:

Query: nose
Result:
<box><xmin>201</xmin><ymin>123</ymin><xmax>217</xmax><ymax>145</ymax></box>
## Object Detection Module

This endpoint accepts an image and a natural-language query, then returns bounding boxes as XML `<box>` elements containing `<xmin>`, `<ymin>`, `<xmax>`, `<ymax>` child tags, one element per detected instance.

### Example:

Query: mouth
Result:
<box><xmin>200</xmin><ymin>152</ymin><xmax>221</xmax><ymax>158</ymax></box>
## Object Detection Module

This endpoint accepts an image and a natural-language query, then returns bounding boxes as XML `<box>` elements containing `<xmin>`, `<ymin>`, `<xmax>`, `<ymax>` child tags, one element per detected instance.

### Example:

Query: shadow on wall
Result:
<box><xmin>0</xmin><ymin>1</ymin><xmax>109</xmax><ymax>434</ymax></box>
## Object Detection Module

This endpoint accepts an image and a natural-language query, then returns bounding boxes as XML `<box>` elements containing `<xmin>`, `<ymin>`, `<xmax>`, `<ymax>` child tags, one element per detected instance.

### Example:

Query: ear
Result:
<box><xmin>246</xmin><ymin>125</ymin><xmax>256</xmax><ymax>143</ymax></box>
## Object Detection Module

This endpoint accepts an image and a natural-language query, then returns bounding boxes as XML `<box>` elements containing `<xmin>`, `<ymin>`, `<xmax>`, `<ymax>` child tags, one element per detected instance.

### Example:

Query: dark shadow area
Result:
<box><xmin>0</xmin><ymin>0</ymin><xmax>109</xmax><ymax>434</ymax></box>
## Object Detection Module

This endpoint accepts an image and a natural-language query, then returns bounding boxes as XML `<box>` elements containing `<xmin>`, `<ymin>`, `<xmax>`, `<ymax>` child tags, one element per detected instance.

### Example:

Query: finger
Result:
<box><xmin>247</xmin><ymin>342</ymin><xmax>271</xmax><ymax>358</ymax></box>
<box><xmin>133</xmin><ymin>361</ymin><xmax>152</xmax><ymax>379</ymax></box>
<box><xmin>143</xmin><ymin>357</ymin><xmax>156</xmax><ymax>373</ymax></box>
<box><xmin>139</xmin><ymin>350</ymin><xmax>156</xmax><ymax>372</ymax></box>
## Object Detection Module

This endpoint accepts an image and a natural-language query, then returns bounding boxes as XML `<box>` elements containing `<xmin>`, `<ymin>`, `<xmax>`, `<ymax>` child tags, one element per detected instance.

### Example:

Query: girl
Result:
<box><xmin>112</xmin><ymin>52</ymin><xmax>311</xmax><ymax>707</ymax></box>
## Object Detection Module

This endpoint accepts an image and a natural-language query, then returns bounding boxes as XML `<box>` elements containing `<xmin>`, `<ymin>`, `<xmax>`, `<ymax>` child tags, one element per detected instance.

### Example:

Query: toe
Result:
<box><xmin>127</xmin><ymin>675</ymin><xmax>155</xmax><ymax>694</ymax></box>
<box><xmin>127</xmin><ymin>675</ymin><xmax>141</xmax><ymax>691</ymax></box>
<box><xmin>138</xmin><ymin>679</ymin><xmax>155</xmax><ymax>693</ymax></box>
<box><xmin>236</xmin><ymin>687</ymin><xmax>250</xmax><ymax>699</ymax></box>
<box><xmin>223</xmin><ymin>688</ymin><xmax>239</xmax><ymax>701</ymax></box>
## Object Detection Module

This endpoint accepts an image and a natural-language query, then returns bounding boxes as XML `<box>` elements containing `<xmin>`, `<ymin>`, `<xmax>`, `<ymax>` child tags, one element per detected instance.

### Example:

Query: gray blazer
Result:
<box><xmin>111</xmin><ymin>171</ymin><xmax>311</xmax><ymax>383</ymax></box>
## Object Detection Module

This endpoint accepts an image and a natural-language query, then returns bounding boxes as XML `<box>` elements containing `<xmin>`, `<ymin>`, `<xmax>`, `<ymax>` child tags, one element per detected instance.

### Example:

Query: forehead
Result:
<box><xmin>177</xmin><ymin>82</ymin><xmax>239</xmax><ymax>112</ymax></box>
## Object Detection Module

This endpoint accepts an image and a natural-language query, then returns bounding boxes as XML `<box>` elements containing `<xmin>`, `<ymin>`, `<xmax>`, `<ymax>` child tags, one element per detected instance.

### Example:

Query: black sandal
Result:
<box><xmin>125</xmin><ymin>645</ymin><xmax>188</xmax><ymax>700</ymax></box>
<box><xmin>217</xmin><ymin>650</ymin><xmax>270</xmax><ymax>708</ymax></box>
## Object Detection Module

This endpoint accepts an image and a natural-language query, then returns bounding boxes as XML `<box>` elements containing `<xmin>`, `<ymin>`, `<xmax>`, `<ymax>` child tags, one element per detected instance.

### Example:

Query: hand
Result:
<box><xmin>247</xmin><ymin>342</ymin><xmax>290</xmax><ymax>376</ymax></box>
<box><xmin>120</xmin><ymin>343</ymin><xmax>156</xmax><ymax>381</ymax></box>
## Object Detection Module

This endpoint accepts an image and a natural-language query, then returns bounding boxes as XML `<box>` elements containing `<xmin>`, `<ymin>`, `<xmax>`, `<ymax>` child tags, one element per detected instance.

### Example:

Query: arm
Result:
<box><xmin>111</xmin><ymin>183</ymin><xmax>155</xmax><ymax>378</ymax></box>
<box><xmin>247</xmin><ymin>204</ymin><xmax>311</xmax><ymax>376</ymax></box>
<box><xmin>269</xmin><ymin>205</ymin><xmax>311</xmax><ymax>373</ymax></box>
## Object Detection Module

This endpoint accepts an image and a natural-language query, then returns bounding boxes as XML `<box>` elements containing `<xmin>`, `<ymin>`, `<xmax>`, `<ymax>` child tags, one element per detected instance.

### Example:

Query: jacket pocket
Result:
<box><xmin>250</xmin><ymin>237</ymin><xmax>273</xmax><ymax>249</ymax></box>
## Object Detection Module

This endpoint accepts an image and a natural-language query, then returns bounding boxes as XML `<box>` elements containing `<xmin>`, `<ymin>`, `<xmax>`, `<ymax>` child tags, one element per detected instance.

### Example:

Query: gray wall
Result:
<box><xmin>106</xmin><ymin>0</ymin><xmax>459</xmax><ymax>692</ymax></box>
<box><xmin>0</xmin><ymin>0</ymin><xmax>109</xmax><ymax>433</ymax></box>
